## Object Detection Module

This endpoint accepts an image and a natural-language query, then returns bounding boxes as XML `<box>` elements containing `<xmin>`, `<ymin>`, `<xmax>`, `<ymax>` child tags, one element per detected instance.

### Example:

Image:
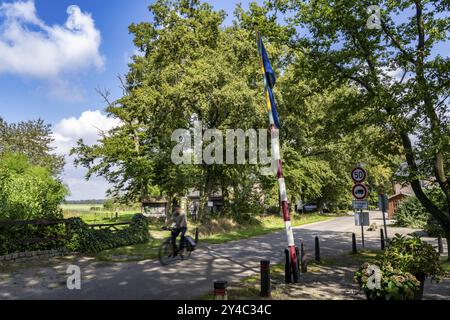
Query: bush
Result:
<box><xmin>1</xmin><ymin>214</ymin><xmax>150</xmax><ymax>256</ymax></box>
<box><xmin>355</xmin><ymin>262</ymin><xmax>420</xmax><ymax>300</ymax></box>
<box><xmin>383</xmin><ymin>234</ymin><xmax>446</xmax><ymax>282</ymax></box>
<box><xmin>0</xmin><ymin>223</ymin><xmax>68</xmax><ymax>255</ymax></box>
<box><xmin>355</xmin><ymin>234</ymin><xmax>448</xmax><ymax>300</ymax></box>
<box><xmin>0</xmin><ymin>153</ymin><xmax>68</xmax><ymax>220</ymax></box>
<box><xmin>394</xmin><ymin>188</ymin><xmax>446</xmax><ymax>236</ymax></box>
<box><xmin>67</xmin><ymin>214</ymin><xmax>150</xmax><ymax>253</ymax></box>
<box><xmin>395</xmin><ymin>196</ymin><xmax>429</xmax><ymax>229</ymax></box>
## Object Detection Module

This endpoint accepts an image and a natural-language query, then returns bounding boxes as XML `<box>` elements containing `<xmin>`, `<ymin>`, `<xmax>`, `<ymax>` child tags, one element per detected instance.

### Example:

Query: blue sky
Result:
<box><xmin>0</xmin><ymin>1</ymin><xmax>447</xmax><ymax>200</ymax></box>
<box><xmin>0</xmin><ymin>0</ymin><xmax>254</xmax><ymax>200</ymax></box>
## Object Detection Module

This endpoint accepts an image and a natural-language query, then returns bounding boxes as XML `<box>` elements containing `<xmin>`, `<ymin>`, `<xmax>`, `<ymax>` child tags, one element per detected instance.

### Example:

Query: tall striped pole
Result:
<box><xmin>257</xmin><ymin>32</ymin><xmax>299</xmax><ymax>282</ymax></box>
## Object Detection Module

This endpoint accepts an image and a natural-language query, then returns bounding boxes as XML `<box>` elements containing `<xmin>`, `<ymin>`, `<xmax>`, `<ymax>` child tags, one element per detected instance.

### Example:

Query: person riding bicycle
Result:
<box><xmin>166</xmin><ymin>205</ymin><xmax>188</xmax><ymax>254</ymax></box>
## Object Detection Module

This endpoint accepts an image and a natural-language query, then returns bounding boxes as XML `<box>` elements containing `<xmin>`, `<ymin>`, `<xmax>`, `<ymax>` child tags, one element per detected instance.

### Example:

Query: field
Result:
<box><xmin>61</xmin><ymin>203</ymin><xmax>141</xmax><ymax>224</ymax></box>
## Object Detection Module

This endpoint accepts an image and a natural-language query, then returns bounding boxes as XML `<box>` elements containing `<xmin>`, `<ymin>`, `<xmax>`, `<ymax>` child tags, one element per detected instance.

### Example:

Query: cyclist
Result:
<box><xmin>166</xmin><ymin>205</ymin><xmax>188</xmax><ymax>254</ymax></box>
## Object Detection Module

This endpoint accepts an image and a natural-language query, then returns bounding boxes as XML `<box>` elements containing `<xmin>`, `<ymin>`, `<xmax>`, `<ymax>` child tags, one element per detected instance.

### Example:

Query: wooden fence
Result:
<box><xmin>0</xmin><ymin>219</ymin><xmax>133</xmax><ymax>246</ymax></box>
<box><xmin>0</xmin><ymin>219</ymin><xmax>71</xmax><ymax>246</ymax></box>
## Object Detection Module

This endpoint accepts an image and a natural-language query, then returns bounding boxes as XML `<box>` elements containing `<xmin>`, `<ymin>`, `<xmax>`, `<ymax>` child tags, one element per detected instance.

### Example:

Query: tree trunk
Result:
<box><xmin>447</xmin><ymin>234</ymin><xmax>450</xmax><ymax>262</ymax></box>
<box><xmin>400</xmin><ymin>132</ymin><xmax>450</xmax><ymax>232</ymax></box>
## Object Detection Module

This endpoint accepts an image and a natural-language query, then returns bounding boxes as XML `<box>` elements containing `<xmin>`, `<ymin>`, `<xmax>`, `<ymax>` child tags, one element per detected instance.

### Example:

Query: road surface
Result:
<box><xmin>0</xmin><ymin>212</ymin><xmax>446</xmax><ymax>300</ymax></box>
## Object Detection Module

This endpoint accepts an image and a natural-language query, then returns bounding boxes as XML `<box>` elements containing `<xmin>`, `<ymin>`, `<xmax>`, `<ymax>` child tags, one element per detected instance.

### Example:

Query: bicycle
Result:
<box><xmin>158</xmin><ymin>227</ymin><xmax>198</xmax><ymax>266</ymax></box>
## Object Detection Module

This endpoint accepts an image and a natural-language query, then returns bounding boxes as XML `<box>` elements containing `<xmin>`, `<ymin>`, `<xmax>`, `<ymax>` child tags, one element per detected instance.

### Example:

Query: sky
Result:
<box><xmin>0</xmin><ymin>1</ymin><xmax>447</xmax><ymax>200</ymax></box>
<box><xmin>0</xmin><ymin>0</ymin><xmax>254</xmax><ymax>200</ymax></box>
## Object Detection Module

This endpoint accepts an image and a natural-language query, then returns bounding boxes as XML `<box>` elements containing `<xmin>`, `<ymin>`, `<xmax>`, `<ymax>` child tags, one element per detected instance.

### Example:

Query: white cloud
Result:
<box><xmin>0</xmin><ymin>1</ymin><xmax>104</xmax><ymax>78</ymax></box>
<box><xmin>53</xmin><ymin>110</ymin><xmax>121</xmax><ymax>155</ymax></box>
<box><xmin>52</xmin><ymin>110</ymin><xmax>121</xmax><ymax>200</ymax></box>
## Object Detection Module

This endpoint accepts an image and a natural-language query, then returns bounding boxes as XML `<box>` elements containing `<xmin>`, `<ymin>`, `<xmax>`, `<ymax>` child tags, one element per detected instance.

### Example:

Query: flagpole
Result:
<box><xmin>256</xmin><ymin>31</ymin><xmax>299</xmax><ymax>283</ymax></box>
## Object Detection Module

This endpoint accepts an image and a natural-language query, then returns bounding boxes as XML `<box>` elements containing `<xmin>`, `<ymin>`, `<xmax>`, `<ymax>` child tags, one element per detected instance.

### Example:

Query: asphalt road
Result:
<box><xmin>0</xmin><ymin>212</ymin><xmax>444</xmax><ymax>300</ymax></box>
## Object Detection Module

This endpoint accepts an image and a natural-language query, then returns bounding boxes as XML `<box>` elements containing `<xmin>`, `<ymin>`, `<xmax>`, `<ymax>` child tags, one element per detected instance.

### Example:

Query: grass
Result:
<box><xmin>197</xmin><ymin>214</ymin><xmax>335</xmax><ymax>244</ymax></box>
<box><xmin>61</xmin><ymin>203</ymin><xmax>140</xmax><ymax>225</ymax></box>
<box><xmin>90</xmin><ymin>213</ymin><xmax>336</xmax><ymax>262</ymax></box>
<box><xmin>95</xmin><ymin>237</ymin><xmax>163</xmax><ymax>262</ymax></box>
<box><xmin>441</xmin><ymin>257</ymin><xmax>450</xmax><ymax>272</ymax></box>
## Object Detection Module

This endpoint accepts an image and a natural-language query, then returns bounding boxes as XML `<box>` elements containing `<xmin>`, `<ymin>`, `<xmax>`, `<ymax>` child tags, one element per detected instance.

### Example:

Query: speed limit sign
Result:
<box><xmin>351</xmin><ymin>167</ymin><xmax>367</xmax><ymax>183</ymax></box>
<box><xmin>352</xmin><ymin>184</ymin><xmax>369</xmax><ymax>200</ymax></box>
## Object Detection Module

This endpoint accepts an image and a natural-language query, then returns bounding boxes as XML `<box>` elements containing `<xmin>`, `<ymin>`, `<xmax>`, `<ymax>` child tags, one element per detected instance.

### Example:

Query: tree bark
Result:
<box><xmin>400</xmin><ymin>132</ymin><xmax>450</xmax><ymax>232</ymax></box>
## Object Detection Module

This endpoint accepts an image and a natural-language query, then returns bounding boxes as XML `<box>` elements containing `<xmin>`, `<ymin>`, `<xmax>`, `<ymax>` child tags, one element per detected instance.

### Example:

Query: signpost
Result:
<box><xmin>378</xmin><ymin>194</ymin><xmax>389</xmax><ymax>245</ymax></box>
<box><xmin>351</xmin><ymin>166</ymin><xmax>369</xmax><ymax>248</ymax></box>
<box><xmin>355</xmin><ymin>212</ymin><xmax>370</xmax><ymax>248</ymax></box>
<box><xmin>352</xmin><ymin>200</ymin><xmax>368</xmax><ymax>210</ymax></box>
<box><xmin>352</xmin><ymin>184</ymin><xmax>369</xmax><ymax>200</ymax></box>
<box><xmin>351</xmin><ymin>167</ymin><xmax>367</xmax><ymax>183</ymax></box>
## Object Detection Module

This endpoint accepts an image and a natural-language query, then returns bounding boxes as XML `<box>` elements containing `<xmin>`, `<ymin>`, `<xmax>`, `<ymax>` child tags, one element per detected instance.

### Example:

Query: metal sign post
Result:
<box><xmin>360</xmin><ymin>209</ymin><xmax>365</xmax><ymax>248</ymax></box>
<box><xmin>378</xmin><ymin>194</ymin><xmax>389</xmax><ymax>244</ymax></box>
<box><xmin>352</xmin><ymin>165</ymin><xmax>370</xmax><ymax>251</ymax></box>
<box><xmin>355</xmin><ymin>211</ymin><xmax>370</xmax><ymax>248</ymax></box>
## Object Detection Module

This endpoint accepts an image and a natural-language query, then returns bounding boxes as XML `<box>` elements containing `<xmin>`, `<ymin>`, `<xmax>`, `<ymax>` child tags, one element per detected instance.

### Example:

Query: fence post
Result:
<box><xmin>284</xmin><ymin>249</ymin><xmax>292</xmax><ymax>284</ymax></box>
<box><xmin>380</xmin><ymin>229</ymin><xmax>385</xmax><ymax>251</ymax></box>
<box><xmin>260</xmin><ymin>260</ymin><xmax>271</xmax><ymax>298</ymax></box>
<box><xmin>438</xmin><ymin>236</ymin><xmax>444</xmax><ymax>254</ymax></box>
<box><xmin>315</xmin><ymin>236</ymin><xmax>321</xmax><ymax>262</ymax></box>
<box><xmin>352</xmin><ymin>233</ymin><xmax>357</xmax><ymax>254</ymax></box>
<box><xmin>214</xmin><ymin>281</ymin><xmax>228</xmax><ymax>300</ymax></box>
<box><xmin>300</xmin><ymin>241</ymin><xmax>307</xmax><ymax>273</ymax></box>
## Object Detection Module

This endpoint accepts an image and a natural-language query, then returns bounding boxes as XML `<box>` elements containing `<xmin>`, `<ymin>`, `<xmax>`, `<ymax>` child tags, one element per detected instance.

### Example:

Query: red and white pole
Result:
<box><xmin>270</xmin><ymin>126</ymin><xmax>299</xmax><ymax>282</ymax></box>
<box><xmin>257</xmin><ymin>31</ymin><xmax>299</xmax><ymax>282</ymax></box>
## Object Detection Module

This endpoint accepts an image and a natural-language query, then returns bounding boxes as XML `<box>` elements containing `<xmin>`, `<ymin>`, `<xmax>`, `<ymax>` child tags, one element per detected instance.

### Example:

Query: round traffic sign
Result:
<box><xmin>351</xmin><ymin>167</ymin><xmax>367</xmax><ymax>183</ymax></box>
<box><xmin>352</xmin><ymin>184</ymin><xmax>369</xmax><ymax>200</ymax></box>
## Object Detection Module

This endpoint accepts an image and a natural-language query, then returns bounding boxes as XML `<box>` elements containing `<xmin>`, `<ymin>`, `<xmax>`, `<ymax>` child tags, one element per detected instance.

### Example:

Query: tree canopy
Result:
<box><xmin>72</xmin><ymin>0</ymin><xmax>447</xmax><ymax>230</ymax></box>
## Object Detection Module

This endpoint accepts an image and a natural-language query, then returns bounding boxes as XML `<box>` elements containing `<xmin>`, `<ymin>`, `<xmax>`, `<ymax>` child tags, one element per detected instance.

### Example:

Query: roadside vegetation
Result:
<box><xmin>93</xmin><ymin>213</ymin><xmax>336</xmax><ymax>262</ymax></box>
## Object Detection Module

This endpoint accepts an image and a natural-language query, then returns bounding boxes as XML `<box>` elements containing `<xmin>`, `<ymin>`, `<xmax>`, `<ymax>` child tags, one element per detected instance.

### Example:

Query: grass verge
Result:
<box><xmin>92</xmin><ymin>214</ymin><xmax>336</xmax><ymax>262</ymax></box>
<box><xmin>197</xmin><ymin>214</ymin><xmax>335</xmax><ymax>244</ymax></box>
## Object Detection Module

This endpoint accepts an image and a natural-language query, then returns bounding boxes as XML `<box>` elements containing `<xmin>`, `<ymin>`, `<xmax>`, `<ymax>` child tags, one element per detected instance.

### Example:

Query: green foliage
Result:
<box><xmin>395</xmin><ymin>196</ymin><xmax>429</xmax><ymax>229</ymax></box>
<box><xmin>383</xmin><ymin>234</ymin><xmax>446</xmax><ymax>282</ymax></box>
<box><xmin>66</xmin><ymin>214</ymin><xmax>150</xmax><ymax>253</ymax></box>
<box><xmin>276</xmin><ymin>0</ymin><xmax>450</xmax><ymax>233</ymax></box>
<box><xmin>0</xmin><ymin>118</ymin><xmax>64</xmax><ymax>175</ymax></box>
<box><xmin>0</xmin><ymin>153</ymin><xmax>68</xmax><ymax>221</ymax></box>
<box><xmin>355</xmin><ymin>262</ymin><xmax>420</xmax><ymax>300</ymax></box>
<box><xmin>0</xmin><ymin>223</ymin><xmax>68</xmax><ymax>255</ymax></box>
<box><xmin>394</xmin><ymin>189</ymin><xmax>446</xmax><ymax>236</ymax></box>
<box><xmin>355</xmin><ymin>234</ymin><xmax>448</xmax><ymax>300</ymax></box>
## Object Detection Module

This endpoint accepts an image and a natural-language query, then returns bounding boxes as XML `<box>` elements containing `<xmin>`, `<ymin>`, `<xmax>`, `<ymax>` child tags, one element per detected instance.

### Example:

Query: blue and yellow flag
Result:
<box><xmin>257</xmin><ymin>32</ymin><xmax>281</xmax><ymax>129</ymax></box>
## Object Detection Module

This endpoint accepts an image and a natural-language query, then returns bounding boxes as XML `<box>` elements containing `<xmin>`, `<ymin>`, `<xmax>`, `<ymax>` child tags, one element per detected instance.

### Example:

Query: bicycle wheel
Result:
<box><xmin>159</xmin><ymin>239</ymin><xmax>176</xmax><ymax>266</ymax></box>
<box><xmin>179</xmin><ymin>242</ymin><xmax>193</xmax><ymax>260</ymax></box>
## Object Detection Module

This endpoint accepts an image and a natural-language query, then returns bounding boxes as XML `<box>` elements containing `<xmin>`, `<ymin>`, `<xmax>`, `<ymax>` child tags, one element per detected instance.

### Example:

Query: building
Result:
<box><xmin>387</xmin><ymin>183</ymin><xmax>414</xmax><ymax>219</ymax></box>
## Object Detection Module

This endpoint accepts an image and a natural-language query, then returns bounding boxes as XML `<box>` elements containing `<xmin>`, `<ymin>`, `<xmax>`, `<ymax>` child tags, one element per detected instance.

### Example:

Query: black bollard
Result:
<box><xmin>438</xmin><ymin>236</ymin><xmax>444</xmax><ymax>254</ymax></box>
<box><xmin>295</xmin><ymin>247</ymin><xmax>301</xmax><ymax>274</ymax></box>
<box><xmin>300</xmin><ymin>242</ymin><xmax>307</xmax><ymax>273</ymax></box>
<box><xmin>352</xmin><ymin>233</ymin><xmax>357</xmax><ymax>254</ymax></box>
<box><xmin>380</xmin><ymin>229</ymin><xmax>385</xmax><ymax>251</ymax></box>
<box><xmin>315</xmin><ymin>236</ymin><xmax>321</xmax><ymax>262</ymax></box>
<box><xmin>195</xmin><ymin>227</ymin><xmax>199</xmax><ymax>244</ymax></box>
<box><xmin>214</xmin><ymin>281</ymin><xmax>228</xmax><ymax>300</ymax></box>
<box><xmin>284</xmin><ymin>249</ymin><xmax>292</xmax><ymax>284</ymax></box>
<box><xmin>260</xmin><ymin>260</ymin><xmax>271</xmax><ymax>298</ymax></box>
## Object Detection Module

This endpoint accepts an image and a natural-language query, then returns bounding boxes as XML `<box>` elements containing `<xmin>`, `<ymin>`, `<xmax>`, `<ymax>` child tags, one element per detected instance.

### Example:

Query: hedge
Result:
<box><xmin>0</xmin><ymin>214</ymin><xmax>150</xmax><ymax>255</ymax></box>
<box><xmin>66</xmin><ymin>214</ymin><xmax>150</xmax><ymax>253</ymax></box>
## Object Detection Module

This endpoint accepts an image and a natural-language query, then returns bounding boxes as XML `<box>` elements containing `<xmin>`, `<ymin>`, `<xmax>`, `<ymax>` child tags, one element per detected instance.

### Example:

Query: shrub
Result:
<box><xmin>383</xmin><ymin>234</ymin><xmax>446</xmax><ymax>282</ymax></box>
<box><xmin>394</xmin><ymin>188</ymin><xmax>446</xmax><ymax>236</ymax></box>
<box><xmin>0</xmin><ymin>153</ymin><xmax>68</xmax><ymax>221</ymax></box>
<box><xmin>355</xmin><ymin>234</ymin><xmax>448</xmax><ymax>300</ymax></box>
<box><xmin>395</xmin><ymin>196</ymin><xmax>428</xmax><ymax>229</ymax></box>
<box><xmin>67</xmin><ymin>214</ymin><xmax>150</xmax><ymax>253</ymax></box>
<box><xmin>355</xmin><ymin>262</ymin><xmax>420</xmax><ymax>300</ymax></box>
